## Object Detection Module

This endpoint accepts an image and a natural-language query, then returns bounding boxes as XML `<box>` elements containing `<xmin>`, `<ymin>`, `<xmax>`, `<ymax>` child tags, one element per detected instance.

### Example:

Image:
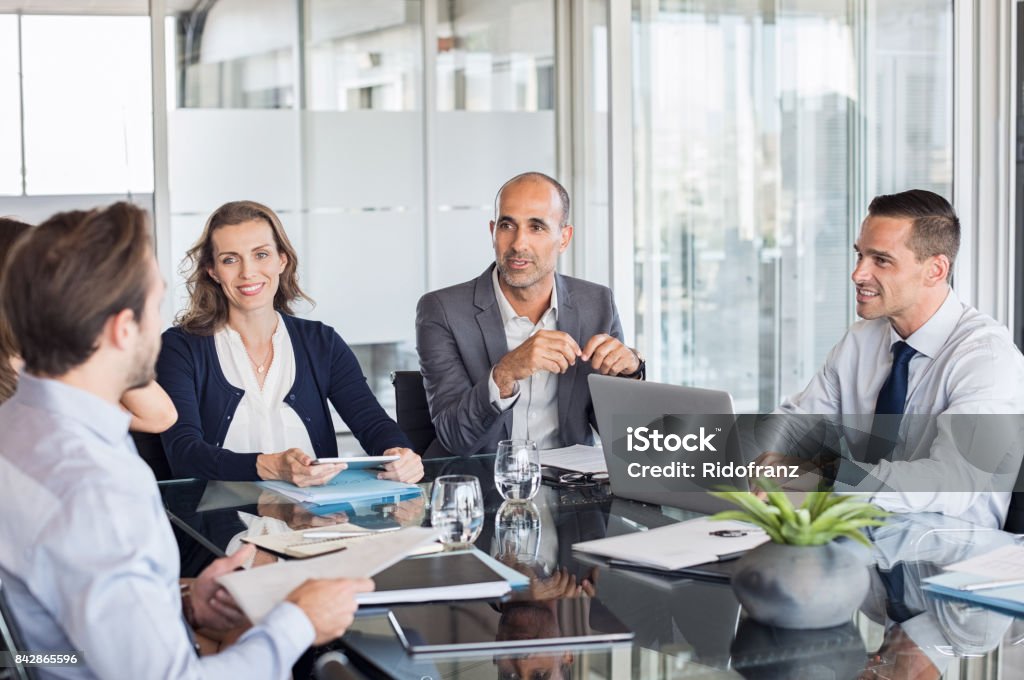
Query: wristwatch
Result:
<box><xmin>620</xmin><ymin>348</ymin><xmax>646</xmax><ymax>380</ymax></box>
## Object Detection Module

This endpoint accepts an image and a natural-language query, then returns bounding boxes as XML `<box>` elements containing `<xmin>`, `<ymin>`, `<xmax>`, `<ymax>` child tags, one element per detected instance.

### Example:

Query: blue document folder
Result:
<box><xmin>259</xmin><ymin>469</ymin><xmax>421</xmax><ymax>506</ymax></box>
<box><xmin>922</xmin><ymin>572</ymin><xmax>1024</xmax><ymax>616</ymax></box>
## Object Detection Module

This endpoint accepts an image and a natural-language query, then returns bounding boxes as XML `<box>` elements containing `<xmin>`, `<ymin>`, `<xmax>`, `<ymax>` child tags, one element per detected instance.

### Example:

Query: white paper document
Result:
<box><xmin>572</xmin><ymin>517</ymin><xmax>769</xmax><ymax>571</ymax></box>
<box><xmin>240</xmin><ymin>522</ymin><xmax>443</xmax><ymax>559</ymax></box>
<box><xmin>540</xmin><ymin>444</ymin><xmax>607</xmax><ymax>474</ymax></box>
<box><xmin>944</xmin><ymin>544</ymin><xmax>1024</xmax><ymax>580</ymax></box>
<box><xmin>218</xmin><ymin>527</ymin><xmax>440</xmax><ymax>623</ymax></box>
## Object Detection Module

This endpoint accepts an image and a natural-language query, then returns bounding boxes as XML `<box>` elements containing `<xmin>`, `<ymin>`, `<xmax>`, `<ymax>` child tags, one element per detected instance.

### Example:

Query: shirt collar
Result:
<box><xmin>491</xmin><ymin>266</ymin><xmax>559</xmax><ymax>326</ymax></box>
<box><xmin>221</xmin><ymin>312</ymin><xmax>284</xmax><ymax>344</ymax></box>
<box><xmin>889</xmin><ymin>287</ymin><xmax>962</xmax><ymax>359</ymax></box>
<box><xmin>10</xmin><ymin>373</ymin><xmax>131</xmax><ymax>445</ymax></box>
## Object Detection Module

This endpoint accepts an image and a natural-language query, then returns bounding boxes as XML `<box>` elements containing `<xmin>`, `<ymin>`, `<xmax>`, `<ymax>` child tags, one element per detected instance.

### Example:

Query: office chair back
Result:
<box><xmin>390</xmin><ymin>371</ymin><xmax>451</xmax><ymax>459</ymax></box>
<box><xmin>131</xmin><ymin>431</ymin><xmax>173</xmax><ymax>481</ymax></box>
<box><xmin>0</xmin><ymin>580</ymin><xmax>34</xmax><ymax>680</ymax></box>
<box><xmin>1005</xmin><ymin>469</ymin><xmax>1024</xmax><ymax>533</ymax></box>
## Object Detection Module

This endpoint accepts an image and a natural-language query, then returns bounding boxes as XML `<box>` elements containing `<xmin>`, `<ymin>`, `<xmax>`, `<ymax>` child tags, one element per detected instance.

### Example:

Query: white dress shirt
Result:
<box><xmin>0</xmin><ymin>374</ymin><xmax>314</xmax><ymax>679</ymax></box>
<box><xmin>215</xmin><ymin>313</ymin><xmax>315</xmax><ymax>457</ymax></box>
<box><xmin>487</xmin><ymin>268</ymin><xmax>562</xmax><ymax>449</ymax></box>
<box><xmin>777</xmin><ymin>288</ymin><xmax>1024</xmax><ymax>528</ymax></box>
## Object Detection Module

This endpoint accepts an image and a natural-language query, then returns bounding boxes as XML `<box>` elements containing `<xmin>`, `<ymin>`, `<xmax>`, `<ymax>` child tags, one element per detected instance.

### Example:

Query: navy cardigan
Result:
<box><xmin>156</xmin><ymin>314</ymin><xmax>412</xmax><ymax>481</ymax></box>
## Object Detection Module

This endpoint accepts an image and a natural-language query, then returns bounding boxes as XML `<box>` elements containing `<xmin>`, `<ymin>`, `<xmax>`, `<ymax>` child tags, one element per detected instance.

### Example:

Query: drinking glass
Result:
<box><xmin>494</xmin><ymin>439</ymin><xmax>541</xmax><ymax>502</ymax></box>
<box><xmin>493</xmin><ymin>500</ymin><xmax>542</xmax><ymax>566</ymax></box>
<box><xmin>429</xmin><ymin>475</ymin><xmax>484</xmax><ymax>549</ymax></box>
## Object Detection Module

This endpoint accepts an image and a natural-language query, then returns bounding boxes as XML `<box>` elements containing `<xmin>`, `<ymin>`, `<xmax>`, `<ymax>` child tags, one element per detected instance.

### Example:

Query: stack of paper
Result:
<box><xmin>539</xmin><ymin>444</ymin><xmax>606</xmax><ymax>474</ymax></box>
<box><xmin>241</xmin><ymin>522</ymin><xmax>443</xmax><ymax>559</ymax></box>
<box><xmin>258</xmin><ymin>469</ymin><xmax>421</xmax><ymax>505</ymax></box>
<box><xmin>923</xmin><ymin>544</ymin><xmax>1024</xmax><ymax>615</ymax></box>
<box><xmin>218</xmin><ymin>527</ymin><xmax>440</xmax><ymax>623</ymax></box>
<box><xmin>573</xmin><ymin>517</ymin><xmax>769</xmax><ymax>571</ymax></box>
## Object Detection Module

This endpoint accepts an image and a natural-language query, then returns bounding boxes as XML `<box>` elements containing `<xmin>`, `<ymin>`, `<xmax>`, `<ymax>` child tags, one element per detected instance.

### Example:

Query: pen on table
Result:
<box><xmin>302</xmin><ymin>527</ymin><xmax>401</xmax><ymax>539</ymax></box>
<box><xmin>957</xmin><ymin>577</ymin><xmax>1024</xmax><ymax>591</ymax></box>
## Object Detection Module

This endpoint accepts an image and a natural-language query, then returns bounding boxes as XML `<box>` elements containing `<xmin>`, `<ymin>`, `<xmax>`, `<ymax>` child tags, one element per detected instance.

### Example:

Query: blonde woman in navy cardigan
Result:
<box><xmin>156</xmin><ymin>200</ymin><xmax>423</xmax><ymax>486</ymax></box>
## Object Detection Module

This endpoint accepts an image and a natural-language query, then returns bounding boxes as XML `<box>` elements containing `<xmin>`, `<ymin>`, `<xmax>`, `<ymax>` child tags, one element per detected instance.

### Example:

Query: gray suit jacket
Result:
<box><xmin>416</xmin><ymin>264</ymin><xmax>626</xmax><ymax>456</ymax></box>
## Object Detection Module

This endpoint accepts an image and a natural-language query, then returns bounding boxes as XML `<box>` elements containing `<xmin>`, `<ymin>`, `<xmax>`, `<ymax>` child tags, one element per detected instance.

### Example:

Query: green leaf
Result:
<box><xmin>765</xmin><ymin>491</ymin><xmax>797</xmax><ymax>525</ymax></box>
<box><xmin>708</xmin><ymin>490</ymin><xmax>887</xmax><ymax>546</ymax></box>
<box><xmin>709</xmin><ymin>491</ymin><xmax>782</xmax><ymax>529</ymax></box>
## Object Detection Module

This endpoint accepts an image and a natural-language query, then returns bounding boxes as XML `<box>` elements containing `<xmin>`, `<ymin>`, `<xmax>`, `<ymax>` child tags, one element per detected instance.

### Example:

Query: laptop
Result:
<box><xmin>589</xmin><ymin>373</ymin><xmax>745</xmax><ymax>514</ymax></box>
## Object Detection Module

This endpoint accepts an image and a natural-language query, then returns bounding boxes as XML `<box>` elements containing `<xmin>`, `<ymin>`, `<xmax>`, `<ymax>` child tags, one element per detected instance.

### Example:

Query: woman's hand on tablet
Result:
<box><xmin>378</xmin><ymin>447</ymin><xmax>424</xmax><ymax>483</ymax></box>
<box><xmin>256</xmin><ymin>448</ymin><xmax>347</xmax><ymax>487</ymax></box>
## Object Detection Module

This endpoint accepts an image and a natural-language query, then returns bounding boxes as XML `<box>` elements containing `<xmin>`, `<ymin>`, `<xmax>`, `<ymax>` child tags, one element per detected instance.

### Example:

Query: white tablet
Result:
<box><xmin>312</xmin><ymin>455</ymin><xmax>400</xmax><ymax>469</ymax></box>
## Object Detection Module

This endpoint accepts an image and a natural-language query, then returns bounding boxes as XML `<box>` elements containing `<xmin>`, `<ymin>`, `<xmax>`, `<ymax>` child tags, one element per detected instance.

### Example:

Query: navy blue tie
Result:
<box><xmin>867</xmin><ymin>341</ymin><xmax>916</xmax><ymax>464</ymax></box>
<box><xmin>877</xmin><ymin>564</ymin><xmax>916</xmax><ymax>623</ymax></box>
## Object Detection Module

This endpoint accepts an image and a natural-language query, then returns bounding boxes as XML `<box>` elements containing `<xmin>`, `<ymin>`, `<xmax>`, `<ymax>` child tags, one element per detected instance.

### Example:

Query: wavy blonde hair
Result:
<box><xmin>0</xmin><ymin>217</ymin><xmax>33</xmax><ymax>403</ymax></box>
<box><xmin>176</xmin><ymin>201</ymin><xmax>312</xmax><ymax>335</ymax></box>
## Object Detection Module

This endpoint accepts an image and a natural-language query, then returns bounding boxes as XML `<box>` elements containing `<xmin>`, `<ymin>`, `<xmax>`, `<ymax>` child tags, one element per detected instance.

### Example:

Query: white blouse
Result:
<box><xmin>214</xmin><ymin>313</ymin><xmax>316</xmax><ymax>456</ymax></box>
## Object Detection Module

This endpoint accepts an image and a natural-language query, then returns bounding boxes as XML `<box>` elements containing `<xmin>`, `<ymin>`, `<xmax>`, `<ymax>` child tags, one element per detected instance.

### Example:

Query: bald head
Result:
<box><xmin>493</xmin><ymin>172</ymin><xmax>570</xmax><ymax>228</ymax></box>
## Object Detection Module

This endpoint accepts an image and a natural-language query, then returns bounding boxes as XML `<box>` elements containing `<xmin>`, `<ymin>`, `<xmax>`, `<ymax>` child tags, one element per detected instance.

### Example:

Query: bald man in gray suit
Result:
<box><xmin>416</xmin><ymin>173</ymin><xmax>644</xmax><ymax>457</ymax></box>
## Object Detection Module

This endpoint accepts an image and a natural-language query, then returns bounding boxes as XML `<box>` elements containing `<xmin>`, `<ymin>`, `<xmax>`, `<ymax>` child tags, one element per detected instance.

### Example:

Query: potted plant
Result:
<box><xmin>710</xmin><ymin>487</ymin><xmax>888</xmax><ymax>629</ymax></box>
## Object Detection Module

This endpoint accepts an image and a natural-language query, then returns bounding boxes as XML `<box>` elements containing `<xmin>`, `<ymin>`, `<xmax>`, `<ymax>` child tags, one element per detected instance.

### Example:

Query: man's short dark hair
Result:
<box><xmin>494</xmin><ymin>172</ymin><xmax>571</xmax><ymax>227</ymax></box>
<box><xmin>1</xmin><ymin>203</ymin><xmax>152</xmax><ymax>376</ymax></box>
<box><xmin>867</xmin><ymin>189</ymin><xmax>960</xmax><ymax>281</ymax></box>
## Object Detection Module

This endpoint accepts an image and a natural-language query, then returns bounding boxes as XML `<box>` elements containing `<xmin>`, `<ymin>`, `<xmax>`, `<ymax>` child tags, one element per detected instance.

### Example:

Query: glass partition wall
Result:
<box><xmin>162</xmin><ymin>0</ymin><xmax>559</xmax><ymax>433</ymax></box>
<box><xmin>0</xmin><ymin>7</ymin><xmax>153</xmax><ymax>223</ymax></box>
<box><xmin>0</xmin><ymin>0</ymin><xmax>957</xmax><ymax>441</ymax></box>
<box><xmin>631</xmin><ymin>0</ymin><xmax>953</xmax><ymax>411</ymax></box>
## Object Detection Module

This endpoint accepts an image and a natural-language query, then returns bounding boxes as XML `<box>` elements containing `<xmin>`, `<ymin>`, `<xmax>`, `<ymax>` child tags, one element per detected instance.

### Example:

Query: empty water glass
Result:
<box><xmin>493</xmin><ymin>500</ymin><xmax>542</xmax><ymax>566</ymax></box>
<box><xmin>495</xmin><ymin>439</ymin><xmax>541</xmax><ymax>502</ymax></box>
<box><xmin>429</xmin><ymin>475</ymin><xmax>484</xmax><ymax>549</ymax></box>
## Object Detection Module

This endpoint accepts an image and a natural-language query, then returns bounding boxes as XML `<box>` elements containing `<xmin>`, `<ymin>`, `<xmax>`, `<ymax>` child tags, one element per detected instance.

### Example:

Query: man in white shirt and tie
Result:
<box><xmin>757</xmin><ymin>190</ymin><xmax>1024</xmax><ymax>528</ymax></box>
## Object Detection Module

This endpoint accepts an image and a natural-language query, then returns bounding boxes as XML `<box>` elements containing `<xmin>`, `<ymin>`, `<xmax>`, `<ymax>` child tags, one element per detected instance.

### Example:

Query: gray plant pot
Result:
<box><xmin>731</xmin><ymin>541</ymin><xmax>870</xmax><ymax>629</ymax></box>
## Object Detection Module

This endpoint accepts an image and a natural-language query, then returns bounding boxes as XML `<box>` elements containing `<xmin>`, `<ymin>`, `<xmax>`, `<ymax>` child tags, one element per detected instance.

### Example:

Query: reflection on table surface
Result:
<box><xmin>159</xmin><ymin>455</ymin><xmax>1024</xmax><ymax>679</ymax></box>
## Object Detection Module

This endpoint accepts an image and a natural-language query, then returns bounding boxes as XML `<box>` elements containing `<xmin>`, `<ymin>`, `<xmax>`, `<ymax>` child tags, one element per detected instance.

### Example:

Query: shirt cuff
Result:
<box><xmin>489</xmin><ymin>368</ymin><xmax>520</xmax><ymax>410</ymax></box>
<box><xmin>241</xmin><ymin>600</ymin><xmax>316</xmax><ymax>656</ymax></box>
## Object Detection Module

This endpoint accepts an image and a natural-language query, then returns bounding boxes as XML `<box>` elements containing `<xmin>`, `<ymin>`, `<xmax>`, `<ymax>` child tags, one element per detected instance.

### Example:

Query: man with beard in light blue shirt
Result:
<box><xmin>0</xmin><ymin>204</ymin><xmax>373</xmax><ymax>679</ymax></box>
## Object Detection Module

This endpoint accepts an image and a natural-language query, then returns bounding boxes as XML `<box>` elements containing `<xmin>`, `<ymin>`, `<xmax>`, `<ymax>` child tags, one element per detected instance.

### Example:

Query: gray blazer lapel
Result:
<box><xmin>474</xmin><ymin>265</ymin><xmax>508</xmax><ymax>367</ymax></box>
<box><xmin>556</xmin><ymin>273</ymin><xmax>580</xmax><ymax>434</ymax></box>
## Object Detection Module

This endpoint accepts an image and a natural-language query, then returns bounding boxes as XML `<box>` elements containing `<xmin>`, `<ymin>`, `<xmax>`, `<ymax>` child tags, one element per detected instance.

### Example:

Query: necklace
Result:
<box><xmin>228</xmin><ymin>319</ymin><xmax>278</xmax><ymax>383</ymax></box>
<box><xmin>241</xmin><ymin>339</ymin><xmax>273</xmax><ymax>375</ymax></box>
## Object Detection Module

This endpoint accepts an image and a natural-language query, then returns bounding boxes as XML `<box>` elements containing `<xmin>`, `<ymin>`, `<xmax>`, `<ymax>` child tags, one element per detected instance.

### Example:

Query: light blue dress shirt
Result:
<box><xmin>0</xmin><ymin>374</ymin><xmax>314</xmax><ymax>679</ymax></box>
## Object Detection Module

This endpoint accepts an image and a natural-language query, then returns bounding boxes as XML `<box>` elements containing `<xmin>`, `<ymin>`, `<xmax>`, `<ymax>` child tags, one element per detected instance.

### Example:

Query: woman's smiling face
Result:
<box><xmin>207</xmin><ymin>219</ymin><xmax>287</xmax><ymax>315</ymax></box>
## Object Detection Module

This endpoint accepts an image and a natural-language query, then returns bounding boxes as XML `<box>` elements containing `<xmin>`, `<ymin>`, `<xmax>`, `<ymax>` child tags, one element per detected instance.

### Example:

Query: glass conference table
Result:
<box><xmin>159</xmin><ymin>455</ymin><xmax>1024</xmax><ymax>680</ymax></box>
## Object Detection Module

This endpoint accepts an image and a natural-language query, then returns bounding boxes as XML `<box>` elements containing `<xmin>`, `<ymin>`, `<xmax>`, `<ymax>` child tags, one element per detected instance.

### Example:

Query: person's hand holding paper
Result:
<box><xmin>190</xmin><ymin>544</ymin><xmax>256</xmax><ymax>631</ymax></box>
<box><xmin>286</xmin><ymin>578</ymin><xmax>376</xmax><ymax>645</ymax></box>
<box><xmin>217</xmin><ymin>527</ymin><xmax>440</xmax><ymax>624</ymax></box>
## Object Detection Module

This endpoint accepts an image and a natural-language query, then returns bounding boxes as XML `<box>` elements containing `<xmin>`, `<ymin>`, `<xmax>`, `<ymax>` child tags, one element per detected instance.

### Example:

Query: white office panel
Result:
<box><xmin>432</xmin><ymin>111</ymin><xmax>556</xmax><ymax>207</ymax></box>
<box><xmin>303</xmin><ymin>212</ymin><xmax>424</xmax><ymax>346</ymax></box>
<box><xmin>303</xmin><ymin>111</ymin><xmax>423</xmax><ymax>210</ymax></box>
<box><xmin>0</xmin><ymin>194</ymin><xmax>153</xmax><ymax>228</ymax></box>
<box><xmin>428</xmin><ymin>208</ymin><xmax>499</xmax><ymax>291</ymax></box>
<box><xmin>201</xmin><ymin>0</ymin><xmax>296</xmax><ymax>63</ymax></box>
<box><xmin>166</xmin><ymin>212</ymin><xmax>207</xmax><ymax>324</ymax></box>
<box><xmin>167</xmin><ymin>109</ymin><xmax>301</xmax><ymax>214</ymax></box>
<box><xmin>307</xmin><ymin>0</ymin><xmax>411</xmax><ymax>44</ymax></box>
